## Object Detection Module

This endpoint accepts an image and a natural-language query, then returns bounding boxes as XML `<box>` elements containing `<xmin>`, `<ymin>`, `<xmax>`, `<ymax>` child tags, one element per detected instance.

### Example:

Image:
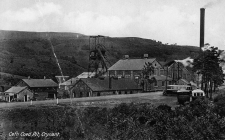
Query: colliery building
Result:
<box><xmin>108</xmin><ymin>54</ymin><xmax>163</xmax><ymax>79</ymax></box>
<box><xmin>69</xmin><ymin>78</ymin><xmax>142</xmax><ymax>98</ymax></box>
<box><xmin>16</xmin><ymin>78</ymin><xmax>58</xmax><ymax>100</ymax></box>
<box><xmin>108</xmin><ymin>54</ymin><xmax>197</xmax><ymax>91</ymax></box>
<box><xmin>162</xmin><ymin>60</ymin><xmax>197</xmax><ymax>85</ymax></box>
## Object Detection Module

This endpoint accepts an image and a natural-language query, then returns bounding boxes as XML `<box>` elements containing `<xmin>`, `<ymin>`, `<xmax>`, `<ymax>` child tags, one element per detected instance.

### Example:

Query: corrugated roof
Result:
<box><xmin>60</xmin><ymin>72</ymin><xmax>96</xmax><ymax>86</ymax></box>
<box><xmin>77</xmin><ymin>72</ymin><xmax>96</xmax><ymax>78</ymax></box>
<box><xmin>108</xmin><ymin>58</ymin><xmax>156</xmax><ymax>71</ymax></box>
<box><xmin>22</xmin><ymin>79</ymin><xmax>58</xmax><ymax>87</ymax></box>
<box><xmin>60</xmin><ymin>77</ymin><xmax>79</xmax><ymax>86</ymax></box>
<box><xmin>79</xmin><ymin>78</ymin><xmax>142</xmax><ymax>92</ymax></box>
<box><xmin>5</xmin><ymin>86</ymin><xmax>27</xmax><ymax>94</ymax></box>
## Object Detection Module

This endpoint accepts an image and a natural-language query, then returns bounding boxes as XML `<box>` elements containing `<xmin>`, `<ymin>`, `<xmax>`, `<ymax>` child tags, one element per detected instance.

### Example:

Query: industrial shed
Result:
<box><xmin>70</xmin><ymin>77</ymin><xmax>142</xmax><ymax>98</ymax></box>
<box><xmin>149</xmin><ymin>75</ymin><xmax>173</xmax><ymax>91</ymax></box>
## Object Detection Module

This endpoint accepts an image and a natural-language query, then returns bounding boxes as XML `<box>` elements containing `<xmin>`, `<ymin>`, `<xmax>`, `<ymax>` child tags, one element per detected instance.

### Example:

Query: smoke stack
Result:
<box><xmin>200</xmin><ymin>8</ymin><xmax>205</xmax><ymax>51</ymax></box>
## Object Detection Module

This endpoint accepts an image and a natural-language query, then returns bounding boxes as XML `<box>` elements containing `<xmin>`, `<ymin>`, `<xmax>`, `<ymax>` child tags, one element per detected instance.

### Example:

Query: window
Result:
<box><xmin>109</xmin><ymin>70</ymin><xmax>115</xmax><ymax>76</ymax></box>
<box><xmin>154</xmin><ymin>81</ymin><xmax>157</xmax><ymax>86</ymax></box>
<box><xmin>160</xmin><ymin>69</ymin><xmax>164</xmax><ymax>75</ymax></box>
<box><xmin>162</xmin><ymin>81</ymin><xmax>165</xmax><ymax>86</ymax></box>
<box><xmin>117</xmin><ymin>70</ymin><xmax>123</xmax><ymax>75</ymax></box>
<box><xmin>197</xmin><ymin>93</ymin><xmax>200</xmax><ymax>96</ymax></box>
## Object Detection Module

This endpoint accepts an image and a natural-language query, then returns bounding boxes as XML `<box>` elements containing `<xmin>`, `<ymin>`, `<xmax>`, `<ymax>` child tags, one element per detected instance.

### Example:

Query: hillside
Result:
<box><xmin>0</xmin><ymin>30</ymin><xmax>199</xmax><ymax>82</ymax></box>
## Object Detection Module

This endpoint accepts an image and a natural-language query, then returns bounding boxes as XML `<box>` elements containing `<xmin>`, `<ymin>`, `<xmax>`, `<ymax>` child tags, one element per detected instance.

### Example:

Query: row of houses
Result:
<box><xmin>0</xmin><ymin>54</ymin><xmax>198</xmax><ymax>102</ymax></box>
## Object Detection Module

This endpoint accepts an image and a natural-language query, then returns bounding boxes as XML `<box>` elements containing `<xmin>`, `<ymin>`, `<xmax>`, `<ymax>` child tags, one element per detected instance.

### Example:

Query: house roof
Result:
<box><xmin>108</xmin><ymin>58</ymin><xmax>156</xmax><ymax>71</ymax></box>
<box><xmin>5</xmin><ymin>86</ymin><xmax>27</xmax><ymax>94</ymax></box>
<box><xmin>158</xmin><ymin>61</ymin><xmax>168</xmax><ymax>67</ymax></box>
<box><xmin>163</xmin><ymin>60</ymin><xmax>176</xmax><ymax>67</ymax></box>
<box><xmin>77</xmin><ymin>78</ymin><xmax>142</xmax><ymax>92</ymax></box>
<box><xmin>149</xmin><ymin>75</ymin><xmax>172</xmax><ymax>81</ymax></box>
<box><xmin>21</xmin><ymin>79</ymin><xmax>58</xmax><ymax>88</ymax></box>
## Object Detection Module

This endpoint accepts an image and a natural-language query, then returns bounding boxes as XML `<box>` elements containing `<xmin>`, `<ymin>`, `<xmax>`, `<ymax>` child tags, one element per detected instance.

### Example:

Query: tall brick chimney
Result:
<box><xmin>200</xmin><ymin>8</ymin><xmax>205</xmax><ymax>51</ymax></box>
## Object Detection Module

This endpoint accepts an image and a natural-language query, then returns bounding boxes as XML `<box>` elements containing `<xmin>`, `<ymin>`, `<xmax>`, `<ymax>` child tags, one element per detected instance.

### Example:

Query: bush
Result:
<box><xmin>2</xmin><ymin>101</ymin><xmax>225</xmax><ymax>139</ymax></box>
<box><xmin>214</xmin><ymin>94</ymin><xmax>225</xmax><ymax>117</ymax></box>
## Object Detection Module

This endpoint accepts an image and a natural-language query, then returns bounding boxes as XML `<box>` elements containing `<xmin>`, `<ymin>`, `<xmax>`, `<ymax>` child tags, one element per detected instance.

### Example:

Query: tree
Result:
<box><xmin>141</xmin><ymin>62</ymin><xmax>155</xmax><ymax>91</ymax></box>
<box><xmin>193</xmin><ymin>45</ymin><xmax>225</xmax><ymax>99</ymax></box>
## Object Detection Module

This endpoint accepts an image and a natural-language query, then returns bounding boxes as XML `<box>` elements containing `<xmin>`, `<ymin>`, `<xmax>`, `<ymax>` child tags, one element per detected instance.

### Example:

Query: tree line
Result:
<box><xmin>193</xmin><ymin>45</ymin><xmax>225</xmax><ymax>99</ymax></box>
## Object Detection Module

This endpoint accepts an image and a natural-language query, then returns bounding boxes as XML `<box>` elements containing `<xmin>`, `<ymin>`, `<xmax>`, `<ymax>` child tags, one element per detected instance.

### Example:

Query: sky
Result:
<box><xmin>0</xmin><ymin>0</ymin><xmax>225</xmax><ymax>50</ymax></box>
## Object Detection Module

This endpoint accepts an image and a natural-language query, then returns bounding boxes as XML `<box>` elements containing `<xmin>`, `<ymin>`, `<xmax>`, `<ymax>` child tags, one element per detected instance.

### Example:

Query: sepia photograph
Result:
<box><xmin>0</xmin><ymin>0</ymin><xmax>225</xmax><ymax>139</ymax></box>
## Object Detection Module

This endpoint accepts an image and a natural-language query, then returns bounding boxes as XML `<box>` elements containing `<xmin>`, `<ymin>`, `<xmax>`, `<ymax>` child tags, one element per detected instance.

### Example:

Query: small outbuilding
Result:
<box><xmin>4</xmin><ymin>86</ymin><xmax>33</xmax><ymax>102</ymax></box>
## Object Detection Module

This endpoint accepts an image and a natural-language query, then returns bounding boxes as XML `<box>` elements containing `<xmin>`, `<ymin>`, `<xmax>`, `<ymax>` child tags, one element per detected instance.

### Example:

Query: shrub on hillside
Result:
<box><xmin>214</xmin><ymin>94</ymin><xmax>225</xmax><ymax>117</ymax></box>
<box><xmin>3</xmin><ymin>100</ymin><xmax>225</xmax><ymax>140</ymax></box>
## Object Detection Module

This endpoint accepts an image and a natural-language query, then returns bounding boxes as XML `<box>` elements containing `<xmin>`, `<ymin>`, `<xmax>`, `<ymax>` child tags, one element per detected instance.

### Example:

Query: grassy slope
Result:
<box><xmin>0</xmin><ymin>30</ymin><xmax>199</xmax><ymax>81</ymax></box>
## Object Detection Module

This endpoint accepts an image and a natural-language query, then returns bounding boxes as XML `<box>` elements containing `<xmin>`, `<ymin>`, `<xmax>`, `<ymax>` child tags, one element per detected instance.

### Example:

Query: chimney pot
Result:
<box><xmin>28</xmin><ymin>76</ymin><xmax>30</xmax><ymax>79</ymax></box>
<box><xmin>44</xmin><ymin>76</ymin><xmax>46</xmax><ymax>79</ymax></box>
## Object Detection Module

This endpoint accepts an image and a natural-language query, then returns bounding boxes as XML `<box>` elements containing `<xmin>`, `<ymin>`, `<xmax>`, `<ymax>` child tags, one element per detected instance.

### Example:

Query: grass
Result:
<box><xmin>0</xmin><ymin>92</ymin><xmax>178</xmax><ymax>110</ymax></box>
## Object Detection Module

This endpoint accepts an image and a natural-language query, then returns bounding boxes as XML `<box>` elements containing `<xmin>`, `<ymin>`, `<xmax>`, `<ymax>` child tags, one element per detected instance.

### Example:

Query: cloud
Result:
<box><xmin>1</xmin><ymin>2</ymin><xmax>62</xmax><ymax>22</ymax></box>
<box><xmin>203</xmin><ymin>0</ymin><xmax>222</xmax><ymax>8</ymax></box>
<box><xmin>63</xmin><ymin>11</ymin><xmax>130</xmax><ymax>36</ymax></box>
<box><xmin>63</xmin><ymin>5</ymin><xmax>198</xmax><ymax>45</ymax></box>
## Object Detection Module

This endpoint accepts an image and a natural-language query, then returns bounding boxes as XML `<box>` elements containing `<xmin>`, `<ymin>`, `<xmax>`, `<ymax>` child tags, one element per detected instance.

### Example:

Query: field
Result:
<box><xmin>0</xmin><ymin>91</ymin><xmax>178</xmax><ymax>109</ymax></box>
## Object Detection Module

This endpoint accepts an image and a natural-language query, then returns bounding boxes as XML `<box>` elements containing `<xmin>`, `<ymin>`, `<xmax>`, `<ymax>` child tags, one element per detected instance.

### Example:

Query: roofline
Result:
<box><xmin>69</xmin><ymin>79</ymin><xmax>90</xmax><ymax>91</ymax></box>
<box><xmin>109</xmin><ymin>58</ymin><xmax>157</xmax><ymax>71</ymax></box>
<box><xmin>20</xmin><ymin>79</ymin><xmax>58</xmax><ymax>88</ymax></box>
<box><xmin>70</xmin><ymin>78</ymin><xmax>142</xmax><ymax>92</ymax></box>
<box><xmin>92</xmin><ymin>88</ymin><xmax>142</xmax><ymax>92</ymax></box>
<box><xmin>5</xmin><ymin>86</ymin><xmax>28</xmax><ymax>94</ymax></box>
<box><xmin>80</xmin><ymin>79</ymin><xmax>94</xmax><ymax>91</ymax></box>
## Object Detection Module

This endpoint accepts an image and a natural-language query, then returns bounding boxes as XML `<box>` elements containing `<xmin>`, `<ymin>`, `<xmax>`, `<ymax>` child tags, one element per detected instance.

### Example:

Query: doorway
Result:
<box><xmin>24</xmin><ymin>95</ymin><xmax>27</xmax><ymax>102</ymax></box>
